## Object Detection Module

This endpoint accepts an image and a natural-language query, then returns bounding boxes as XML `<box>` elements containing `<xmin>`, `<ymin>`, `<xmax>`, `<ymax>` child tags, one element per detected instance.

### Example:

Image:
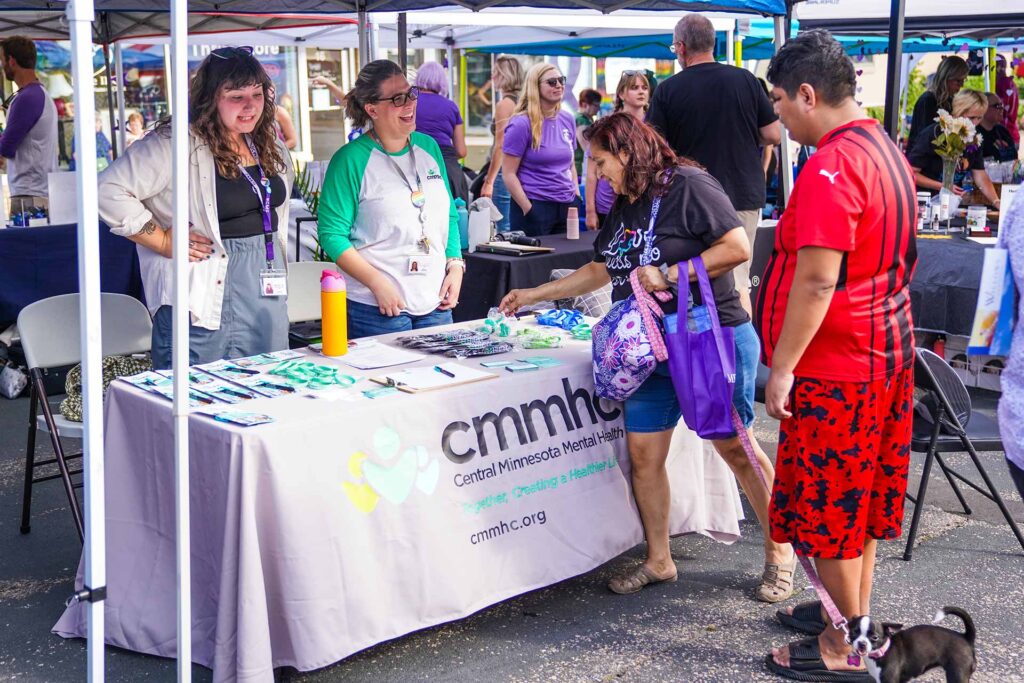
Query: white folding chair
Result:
<box><xmin>18</xmin><ymin>293</ymin><xmax>152</xmax><ymax>542</ymax></box>
<box><xmin>287</xmin><ymin>261</ymin><xmax>340</xmax><ymax>324</ymax></box>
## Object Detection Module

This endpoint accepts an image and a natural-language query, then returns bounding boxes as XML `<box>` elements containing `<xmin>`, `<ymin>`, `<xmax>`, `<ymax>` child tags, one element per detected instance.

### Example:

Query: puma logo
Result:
<box><xmin>819</xmin><ymin>169</ymin><xmax>840</xmax><ymax>185</ymax></box>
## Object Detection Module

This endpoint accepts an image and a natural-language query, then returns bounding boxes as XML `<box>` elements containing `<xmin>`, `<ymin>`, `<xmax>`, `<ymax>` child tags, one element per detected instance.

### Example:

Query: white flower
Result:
<box><xmin>615</xmin><ymin>311</ymin><xmax>643</xmax><ymax>339</ymax></box>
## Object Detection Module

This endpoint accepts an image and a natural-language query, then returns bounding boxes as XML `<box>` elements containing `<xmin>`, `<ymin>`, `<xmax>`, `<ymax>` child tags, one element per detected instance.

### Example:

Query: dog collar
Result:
<box><xmin>868</xmin><ymin>639</ymin><xmax>891</xmax><ymax>660</ymax></box>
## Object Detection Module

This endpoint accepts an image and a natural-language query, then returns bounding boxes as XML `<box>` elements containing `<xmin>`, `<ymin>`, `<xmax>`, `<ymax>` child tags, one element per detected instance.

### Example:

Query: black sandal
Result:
<box><xmin>777</xmin><ymin>600</ymin><xmax>827</xmax><ymax>635</ymax></box>
<box><xmin>765</xmin><ymin>636</ymin><xmax>871</xmax><ymax>682</ymax></box>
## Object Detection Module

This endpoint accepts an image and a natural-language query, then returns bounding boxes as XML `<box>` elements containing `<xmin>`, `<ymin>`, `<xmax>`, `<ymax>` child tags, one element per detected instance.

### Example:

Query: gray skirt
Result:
<box><xmin>151</xmin><ymin>233</ymin><xmax>289</xmax><ymax>369</ymax></box>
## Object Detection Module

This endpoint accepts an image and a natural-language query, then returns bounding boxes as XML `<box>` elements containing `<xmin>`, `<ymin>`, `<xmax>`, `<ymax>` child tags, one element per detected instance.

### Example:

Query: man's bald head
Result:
<box><xmin>673</xmin><ymin>14</ymin><xmax>716</xmax><ymax>55</ymax></box>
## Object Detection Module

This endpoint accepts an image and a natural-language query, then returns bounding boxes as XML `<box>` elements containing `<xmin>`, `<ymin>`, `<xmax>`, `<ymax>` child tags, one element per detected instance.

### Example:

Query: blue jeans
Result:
<box><xmin>347</xmin><ymin>299</ymin><xmax>453</xmax><ymax>339</ymax></box>
<box><xmin>493</xmin><ymin>171</ymin><xmax>512</xmax><ymax>233</ymax></box>
<box><xmin>623</xmin><ymin>321</ymin><xmax>760</xmax><ymax>435</ymax></box>
<box><xmin>508</xmin><ymin>197</ymin><xmax>580</xmax><ymax>237</ymax></box>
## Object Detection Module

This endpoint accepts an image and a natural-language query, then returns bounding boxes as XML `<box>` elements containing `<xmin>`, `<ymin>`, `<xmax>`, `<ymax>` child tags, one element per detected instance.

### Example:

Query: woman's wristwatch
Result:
<box><xmin>446</xmin><ymin>258</ymin><xmax>467</xmax><ymax>273</ymax></box>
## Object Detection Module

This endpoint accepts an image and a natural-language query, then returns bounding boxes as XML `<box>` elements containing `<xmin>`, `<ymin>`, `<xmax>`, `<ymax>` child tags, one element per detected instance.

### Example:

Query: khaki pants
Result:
<box><xmin>8</xmin><ymin>195</ymin><xmax>48</xmax><ymax>221</ymax></box>
<box><xmin>732</xmin><ymin>208</ymin><xmax>761</xmax><ymax>293</ymax></box>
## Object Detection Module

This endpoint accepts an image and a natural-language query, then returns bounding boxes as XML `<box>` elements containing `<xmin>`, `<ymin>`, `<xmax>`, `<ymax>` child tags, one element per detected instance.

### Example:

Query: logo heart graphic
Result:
<box><xmin>373</xmin><ymin>427</ymin><xmax>401</xmax><ymax>461</ymax></box>
<box><xmin>363</xmin><ymin>449</ymin><xmax>418</xmax><ymax>504</ymax></box>
<box><xmin>416</xmin><ymin>458</ymin><xmax>440</xmax><ymax>495</ymax></box>
<box><xmin>342</xmin><ymin>480</ymin><xmax>380</xmax><ymax>513</ymax></box>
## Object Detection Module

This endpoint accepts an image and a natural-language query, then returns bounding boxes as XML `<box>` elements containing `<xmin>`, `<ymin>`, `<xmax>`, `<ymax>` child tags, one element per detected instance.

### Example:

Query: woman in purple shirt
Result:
<box><xmin>414</xmin><ymin>62</ymin><xmax>469</xmax><ymax>203</ymax></box>
<box><xmin>502</xmin><ymin>63</ymin><xmax>580</xmax><ymax>236</ymax></box>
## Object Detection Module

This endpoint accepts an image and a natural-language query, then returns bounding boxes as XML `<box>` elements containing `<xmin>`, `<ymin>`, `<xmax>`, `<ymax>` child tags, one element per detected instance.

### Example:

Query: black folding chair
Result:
<box><xmin>904</xmin><ymin>348</ymin><xmax>1024</xmax><ymax>560</ymax></box>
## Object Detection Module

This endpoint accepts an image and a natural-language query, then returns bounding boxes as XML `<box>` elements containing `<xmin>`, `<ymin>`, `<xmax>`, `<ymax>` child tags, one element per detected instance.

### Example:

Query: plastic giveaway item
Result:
<box><xmin>468</xmin><ymin>197</ymin><xmax>503</xmax><ymax>253</ymax></box>
<box><xmin>455</xmin><ymin>198</ymin><xmax>470</xmax><ymax>250</ymax></box>
<box><xmin>566</xmin><ymin>206</ymin><xmax>580</xmax><ymax>240</ymax></box>
<box><xmin>320</xmin><ymin>270</ymin><xmax>349</xmax><ymax>356</ymax></box>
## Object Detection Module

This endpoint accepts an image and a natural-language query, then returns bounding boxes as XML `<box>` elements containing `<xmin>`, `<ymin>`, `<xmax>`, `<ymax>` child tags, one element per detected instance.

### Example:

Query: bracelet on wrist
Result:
<box><xmin>446</xmin><ymin>258</ymin><xmax>466</xmax><ymax>273</ymax></box>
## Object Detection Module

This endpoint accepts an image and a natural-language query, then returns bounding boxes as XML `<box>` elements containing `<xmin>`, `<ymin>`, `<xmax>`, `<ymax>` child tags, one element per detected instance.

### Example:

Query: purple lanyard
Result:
<box><xmin>236</xmin><ymin>134</ymin><xmax>275</xmax><ymax>268</ymax></box>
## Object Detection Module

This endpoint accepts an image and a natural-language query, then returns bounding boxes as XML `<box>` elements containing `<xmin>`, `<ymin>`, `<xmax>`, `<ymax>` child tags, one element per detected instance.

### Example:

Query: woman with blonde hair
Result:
<box><xmin>907</xmin><ymin>55</ymin><xmax>968</xmax><ymax>150</ymax></box>
<box><xmin>99</xmin><ymin>46</ymin><xmax>294</xmax><ymax>368</ymax></box>
<box><xmin>501</xmin><ymin>62</ymin><xmax>580</xmax><ymax>236</ymax></box>
<box><xmin>480</xmin><ymin>55</ymin><xmax>524</xmax><ymax>232</ymax></box>
<box><xmin>585</xmin><ymin>71</ymin><xmax>650</xmax><ymax>231</ymax></box>
<box><xmin>908</xmin><ymin>88</ymin><xmax>1001</xmax><ymax>207</ymax></box>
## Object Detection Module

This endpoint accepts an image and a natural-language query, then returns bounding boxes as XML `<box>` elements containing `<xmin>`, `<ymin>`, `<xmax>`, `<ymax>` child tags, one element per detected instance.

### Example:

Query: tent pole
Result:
<box><xmin>170</xmin><ymin>0</ymin><xmax>193</xmax><ymax>680</ymax></box>
<box><xmin>67</xmin><ymin>0</ymin><xmax>106</xmax><ymax>678</ymax></box>
<box><xmin>773</xmin><ymin>15</ymin><xmax>792</xmax><ymax>207</ymax></box>
<box><xmin>369</xmin><ymin>19</ymin><xmax>380</xmax><ymax>61</ymax></box>
<box><xmin>882</xmin><ymin>0</ymin><xmax>906</xmax><ymax>142</ymax></box>
<box><xmin>398</xmin><ymin>13</ymin><xmax>408</xmax><ymax>71</ymax></box>
<box><xmin>358</xmin><ymin>6</ymin><xmax>369</xmax><ymax>68</ymax></box>
<box><xmin>102</xmin><ymin>42</ymin><xmax>118</xmax><ymax>159</ymax></box>
<box><xmin>446</xmin><ymin>31</ymin><xmax>456</xmax><ymax>101</ymax></box>
<box><xmin>114</xmin><ymin>44</ymin><xmax>127</xmax><ymax>153</ymax></box>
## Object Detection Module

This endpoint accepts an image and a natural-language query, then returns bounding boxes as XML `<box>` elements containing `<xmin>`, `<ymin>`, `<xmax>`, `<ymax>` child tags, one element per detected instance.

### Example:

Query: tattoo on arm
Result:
<box><xmin>140</xmin><ymin>219</ymin><xmax>159</xmax><ymax>235</ymax></box>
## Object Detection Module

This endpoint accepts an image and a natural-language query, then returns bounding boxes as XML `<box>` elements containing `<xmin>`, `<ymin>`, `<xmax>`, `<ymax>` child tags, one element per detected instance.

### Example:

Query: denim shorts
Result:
<box><xmin>347</xmin><ymin>299</ymin><xmax>453</xmax><ymax>339</ymax></box>
<box><xmin>623</xmin><ymin>320</ymin><xmax>760</xmax><ymax>435</ymax></box>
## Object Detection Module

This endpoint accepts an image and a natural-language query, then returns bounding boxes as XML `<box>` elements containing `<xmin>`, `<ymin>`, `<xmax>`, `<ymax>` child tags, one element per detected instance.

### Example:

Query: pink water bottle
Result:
<box><xmin>566</xmin><ymin>206</ymin><xmax>580</xmax><ymax>240</ymax></box>
<box><xmin>320</xmin><ymin>270</ymin><xmax>348</xmax><ymax>356</ymax></box>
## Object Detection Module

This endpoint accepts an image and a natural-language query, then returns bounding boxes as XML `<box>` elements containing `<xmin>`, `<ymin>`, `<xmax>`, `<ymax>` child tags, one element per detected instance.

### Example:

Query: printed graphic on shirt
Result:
<box><xmin>601</xmin><ymin>221</ymin><xmax>660</xmax><ymax>288</ymax></box>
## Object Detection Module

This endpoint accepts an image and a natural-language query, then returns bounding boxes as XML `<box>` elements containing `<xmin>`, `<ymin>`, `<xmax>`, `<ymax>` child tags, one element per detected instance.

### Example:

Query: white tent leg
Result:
<box><xmin>170</xmin><ymin>0</ymin><xmax>192</xmax><ymax>681</ymax></box>
<box><xmin>369</xmin><ymin>19</ymin><xmax>380</xmax><ymax>61</ymax></box>
<box><xmin>358</xmin><ymin>9</ymin><xmax>369</xmax><ymax>67</ymax></box>
<box><xmin>773</xmin><ymin>16</ymin><xmax>792</xmax><ymax>207</ymax></box>
<box><xmin>446</xmin><ymin>31</ymin><xmax>456</xmax><ymax>100</ymax></box>
<box><xmin>115</xmin><ymin>44</ymin><xmax>127</xmax><ymax>152</ymax></box>
<box><xmin>68</xmin><ymin>0</ymin><xmax>105</xmax><ymax>678</ymax></box>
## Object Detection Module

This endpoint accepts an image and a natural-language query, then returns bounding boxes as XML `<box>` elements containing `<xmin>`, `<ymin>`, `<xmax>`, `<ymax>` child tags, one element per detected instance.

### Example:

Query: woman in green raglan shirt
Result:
<box><xmin>318</xmin><ymin>60</ymin><xmax>465</xmax><ymax>339</ymax></box>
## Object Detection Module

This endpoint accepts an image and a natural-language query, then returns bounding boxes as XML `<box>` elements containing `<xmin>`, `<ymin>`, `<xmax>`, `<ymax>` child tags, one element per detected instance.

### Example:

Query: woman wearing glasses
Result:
<box><xmin>502</xmin><ymin>63</ymin><xmax>580</xmax><ymax>236</ymax></box>
<box><xmin>318</xmin><ymin>60</ymin><xmax>464</xmax><ymax>339</ymax></box>
<box><xmin>585</xmin><ymin>71</ymin><xmax>650</xmax><ymax>232</ymax></box>
<box><xmin>979</xmin><ymin>91</ymin><xmax>1019</xmax><ymax>162</ymax></box>
<box><xmin>906</xmin><ymin>55</ymin><xmax>968</xmax><ymax>151</ymax></box>
<box><xmin>98</xmin><ymin>46</ymin><xmax>294</xmax><ymax>369</ymax></box>
<box><xmin>908</xmin><ymin>89</ymin><xmax>1001</xmax><ymax>207</ymax></box>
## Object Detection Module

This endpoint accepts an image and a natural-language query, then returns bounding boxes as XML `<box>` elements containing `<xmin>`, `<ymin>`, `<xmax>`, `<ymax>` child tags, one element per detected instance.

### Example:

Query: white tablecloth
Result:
<box><xmin>54</xmin><ymin>327</ymin><xmax>742</xmax><ymax>682</ymax></box>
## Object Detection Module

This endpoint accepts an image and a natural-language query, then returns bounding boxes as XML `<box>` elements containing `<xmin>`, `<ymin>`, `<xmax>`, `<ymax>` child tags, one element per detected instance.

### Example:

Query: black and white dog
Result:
<box><xmin>846</xmin><ymin>607</ymin><xmax>977</xmax><ymax>683</ymax></box>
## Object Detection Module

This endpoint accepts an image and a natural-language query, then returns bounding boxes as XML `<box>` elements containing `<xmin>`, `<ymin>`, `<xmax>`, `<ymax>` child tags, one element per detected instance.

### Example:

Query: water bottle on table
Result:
<box><xmin>321</xmin><ymin>270</ymin><xmax>348</xmax><ymax>356</ymax></box>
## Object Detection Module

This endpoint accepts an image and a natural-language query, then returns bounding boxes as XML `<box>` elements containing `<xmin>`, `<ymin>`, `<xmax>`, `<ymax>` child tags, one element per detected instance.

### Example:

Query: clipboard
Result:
<box><xmin>369</xmin><ymin>362</ymin><xmax>499</xmax><ymax>393</ymax></box>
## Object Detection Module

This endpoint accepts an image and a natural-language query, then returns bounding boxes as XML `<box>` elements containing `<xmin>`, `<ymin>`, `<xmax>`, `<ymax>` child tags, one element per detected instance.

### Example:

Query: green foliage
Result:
<box><xmin>865</xmin><ymin>106</ymin><xmax>885</xmax><ymax>124</ymax></box>
<box><xmin>904</xmin><ymin>66</ymin><xmax>927</xmax><ymax>117</ymax></box>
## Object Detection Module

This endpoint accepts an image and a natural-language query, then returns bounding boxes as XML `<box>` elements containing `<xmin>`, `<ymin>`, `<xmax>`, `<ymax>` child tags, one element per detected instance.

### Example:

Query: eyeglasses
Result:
<box><xmin>621</xmin><ymin>70</ymin><xmax>649</xmax><ymax>77</ymax></box>
<box><xmin>669</xmin><ymin>41</ymin><xmax>683</xmax><ymax>54</ymax></box>
<box><xmin>372</xmin><ymin>86</ymin><xmax>420</xmax><ymax>107</ymax></box>
<box><xmin>542</xmin><ymin>76</ymin><xmax>566</xmax><ymax>88</ymax></box>
<box><xmin>211</xmin><ymin>46</ymin><xmax>254</xmax><ymax>60</ymax></box>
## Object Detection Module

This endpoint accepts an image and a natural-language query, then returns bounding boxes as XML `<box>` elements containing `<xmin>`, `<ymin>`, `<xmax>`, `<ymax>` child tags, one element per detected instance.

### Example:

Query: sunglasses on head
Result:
<box><xmin>373</xmin><ymin>85</ymin><xmax>420</xmax><ymax>107</ymax></box>
<box><xmin>211</xmin><ymin>46</ymin><xmax>255</xmax><ymax>60</ymax></box>
<box><xmin>542</xmin><ymin>76</ymin><xmax>566</xmax><ymax>88</ymax></box>
<box><xmin>621</xmin><ymin>70</ymin><xmax>649</xmax><ymax>77</ymax></box>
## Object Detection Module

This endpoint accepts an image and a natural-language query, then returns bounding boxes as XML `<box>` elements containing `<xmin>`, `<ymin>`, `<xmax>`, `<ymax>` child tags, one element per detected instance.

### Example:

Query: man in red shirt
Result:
<box><xmin>757</xmin><ymin>30</ymin><xmax>917</xmax><ymax>682</ymax></box>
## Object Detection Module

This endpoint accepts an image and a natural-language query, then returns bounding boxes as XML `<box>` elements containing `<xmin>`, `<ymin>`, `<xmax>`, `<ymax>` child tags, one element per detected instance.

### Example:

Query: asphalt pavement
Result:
<box><xmin>1</xmin><ymin>392</ymin><xmax>1021</xmax><ymax>683</ymax></box>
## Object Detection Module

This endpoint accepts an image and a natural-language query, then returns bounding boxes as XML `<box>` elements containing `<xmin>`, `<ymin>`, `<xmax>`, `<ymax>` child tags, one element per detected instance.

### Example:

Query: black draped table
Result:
<box><xmin>750</xmin><ymin>225</ymin><xmax>987</xmax><ymax>339</ymax></box>
<box><xmin>0</xmin><ymin>222</ymin><xmax>144</xmax><ymax>327</ymax></box>
<box><xmin>455</xmin><ymin>231</ymin><xmax>599</xmax><ymax>323</ymax></box>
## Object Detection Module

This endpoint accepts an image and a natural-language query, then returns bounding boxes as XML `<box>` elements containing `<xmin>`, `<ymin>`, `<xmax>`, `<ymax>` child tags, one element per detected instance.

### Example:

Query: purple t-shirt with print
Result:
<box><xmin>414</xmin><ymin>91</ymin><xmax>462</xmax><ymax>149</ymax></box>
<box><xmin>596</xmin><ymin>177</ymin><xmax>617</xmax><ymax>215</ymax></box>
<box><xmin>502</xmin><ymin>110</ymin><xmax>577</xmax><ymax>203</ymax></box>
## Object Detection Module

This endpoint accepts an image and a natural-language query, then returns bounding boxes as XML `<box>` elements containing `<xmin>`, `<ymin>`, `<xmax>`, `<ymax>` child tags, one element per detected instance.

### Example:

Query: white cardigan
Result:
<box><xmin>98</xmin><ymin>128</ymin><xmax>294</xmax><ymax>330</ymax></box>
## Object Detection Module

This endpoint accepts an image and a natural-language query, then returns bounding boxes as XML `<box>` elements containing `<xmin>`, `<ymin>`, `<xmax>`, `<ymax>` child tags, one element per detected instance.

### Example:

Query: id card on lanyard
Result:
<box><xmin>238</xmin><ymin>134</ymin><xmax>287</xmax><ymax>297</ymax></box>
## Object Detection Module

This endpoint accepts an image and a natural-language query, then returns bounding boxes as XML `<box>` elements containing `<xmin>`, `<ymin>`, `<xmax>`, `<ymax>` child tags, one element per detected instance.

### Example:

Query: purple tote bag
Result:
<box><xmin>665</xmin><ymin>256</ymin><xmax>737</xmax><ymax>440</ymax></box>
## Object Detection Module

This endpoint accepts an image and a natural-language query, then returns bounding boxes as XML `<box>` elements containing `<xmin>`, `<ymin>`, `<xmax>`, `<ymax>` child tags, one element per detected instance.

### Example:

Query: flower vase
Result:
<box><xmin>939</xmin><ymin>156</ymin><xmax>959</xmax><ymax>230</ymax></box>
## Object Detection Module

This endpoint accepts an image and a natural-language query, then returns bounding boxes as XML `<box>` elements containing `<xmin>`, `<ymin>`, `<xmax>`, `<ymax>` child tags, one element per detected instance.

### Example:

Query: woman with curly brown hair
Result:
<box><xmin>500</xmin><ymin>113</ymin><xmax>794</xmax><ymax>600</ymax></box>
<box><xmin>98</xmin><ymin>46</ymin><xmax>294</xmax><ymax>369</ymax></box>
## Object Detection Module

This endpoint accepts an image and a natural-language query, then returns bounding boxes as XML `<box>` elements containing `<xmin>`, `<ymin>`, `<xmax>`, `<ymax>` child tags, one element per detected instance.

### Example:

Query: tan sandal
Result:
<box><xmin>608</xmin><ymin>564</ymin><xmax>678</xmax><ymax>595</ymax></box>
<box><xmin>755</xmin><ymin>553</ymin><xmax>798</xmax><ymax>603</ymax></box>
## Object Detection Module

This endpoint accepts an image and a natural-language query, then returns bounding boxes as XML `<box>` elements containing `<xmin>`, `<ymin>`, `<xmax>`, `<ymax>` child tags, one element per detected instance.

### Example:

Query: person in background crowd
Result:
<box><xmin>980</xmin><ymin>91</ymin><xmax>1019</xmax><ymax>162</ymax></box>
<box><xmin>318</xmin><ymin>60</ymin><xmax>463</xmax><ymax>339</ymax></box>
<box><xmin>311</xmin><ymin>74</ymin><xmax>346</xmax><ymax>107</ymax></box>
<box><xmin>758</xmin><ymin>78</ymin><xmax>779</xmax><ymax>185</ymax></box>
<box><xmin>648</xmin><ymin>14</ymin><xmax>781</xmax><ymax>316</ymax></box>
<box><xmin>125</xmin><ymin>111</ymin><xmax>146</xmax><ymax>147</ymax></box>
<box><xmin>759</xmin><ymin>30</ymin><xmax>917</xmax><ymax>681</ymax></box>
<box><xmin>906</xmin><ymin>55</ymin><xmax>968</xmax><ymax>152</ymax></box>
<box><xmin>414</xmin><ymin>62</ymin><xmax>469</xmax><ymax>204</ymax></box>
<box><xmin>99</xmin><ymin>46</ymin><xmax>294</xmax><ymax>370</ymax></box>
<box><xmin>274</xmin><ymin>104</ymin><xmax>298</xmax><ymax>150</ymax></box>
<box><xmin>502</xmin><ymin>63</ymin><xmax>580</xmax><ymax>236</ymax></box>
<box><xmin>908</xmin><ymin>89</ymin><xmax>1001</xmax><ymax>208</ymax></box>
<box><xmin>0</xmin><ymin>36</ymin><xmax>57</xmax><ymax>219</ymax></box>
<box><xmin>479</xmin><ymin>55</ymin><xmax>524</xmax><ymax>233</ymax></box>
<box><xmin>997</xmin><ymin>186</ymin><xmax>1024</xmax><ymax>503</ymax></box>
<box><xmin>499</xmin><ymin>114</ymin><xmax>791</xmax><ymax>602</ymax></box>
<box><xmin>995</xmin><ymin>54</ymin><xmax>1020</xmax><ymax>147</ymax></box>
<box><xmin>69</xmin><ymin>113</ymin><xmax>113</xmax><ymax>172</ymax></box>
<box><xmin>585</xmin><ymin>72</ymin><xmax>649</xmax><ymax>232</ymax></box>
<box><xmin>575</xmin><ymin>88</ymin><xmax>602</xmax><ymax>177</ymax></box>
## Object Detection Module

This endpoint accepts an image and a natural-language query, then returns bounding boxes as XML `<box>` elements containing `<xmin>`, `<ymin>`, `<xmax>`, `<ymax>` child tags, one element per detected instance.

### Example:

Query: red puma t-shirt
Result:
<box><xmin>757</xmin><ymin>120</ymin><xmax>917</xmax><ymax>382</ymax></box>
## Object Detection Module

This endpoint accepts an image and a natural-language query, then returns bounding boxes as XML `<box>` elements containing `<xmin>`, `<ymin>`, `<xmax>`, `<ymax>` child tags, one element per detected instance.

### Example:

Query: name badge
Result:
<box><xmin>406</xmin><ymin>255</ymin><xmax>429</xmax><ymax>275</ymax></box>
<box><xmin>260</xmin><ymin>268</ymin><xmax>288</xmax><ymax>297</ymax></box>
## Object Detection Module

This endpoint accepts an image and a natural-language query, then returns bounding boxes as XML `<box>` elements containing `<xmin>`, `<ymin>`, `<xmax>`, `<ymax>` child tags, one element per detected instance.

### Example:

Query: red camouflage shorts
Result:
<box><xmin>769</xmin><ymin>368</ymin><xmax>914</xmax><ymax>560</ymax></box>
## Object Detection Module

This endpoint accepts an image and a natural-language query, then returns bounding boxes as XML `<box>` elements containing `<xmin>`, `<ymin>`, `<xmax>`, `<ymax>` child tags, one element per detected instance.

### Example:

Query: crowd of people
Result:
<box><xmin>3</xmin><ymin>21</ymin><xmax>1024</xmax><ymax>682</ymax></box>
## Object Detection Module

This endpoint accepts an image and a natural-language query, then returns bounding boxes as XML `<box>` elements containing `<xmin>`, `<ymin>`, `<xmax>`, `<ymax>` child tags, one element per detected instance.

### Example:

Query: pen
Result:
<box><xmin>190</xmin><ymin>391</ymin><xmax>214</xmax><ymax>405</ymax></box>
<box><xmin>434</xmin><ymin>365</ymin><xmax>456</xmax><ymax>378</ymax></box>
<box><xmin>218</xmin><ymin>387</ymin><xmax>255</xmax><ymax>400</ymax></box>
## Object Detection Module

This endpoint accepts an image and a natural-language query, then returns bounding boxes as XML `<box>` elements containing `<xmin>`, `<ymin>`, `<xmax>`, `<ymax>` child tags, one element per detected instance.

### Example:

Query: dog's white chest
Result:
<box><xmin>865</xmin><ymin>658</ymin><xmax>882</xmax><ymax>683</ymax></box>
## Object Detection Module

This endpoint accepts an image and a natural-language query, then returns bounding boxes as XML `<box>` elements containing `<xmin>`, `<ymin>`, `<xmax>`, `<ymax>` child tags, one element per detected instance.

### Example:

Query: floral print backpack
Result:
<box><xmin>592</xmin><ymin>191</ymin><xmax>672</xmax><ymax>402</ymax></box>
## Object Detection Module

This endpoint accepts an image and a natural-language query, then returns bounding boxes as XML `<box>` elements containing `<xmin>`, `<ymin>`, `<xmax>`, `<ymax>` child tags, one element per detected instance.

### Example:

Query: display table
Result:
<box><xmin>750</xmin><ymin>225</ymin><xmax>988</xmax><ymax>339</ymax></box>
<box><xmin>456</xmin><ymin>232</ymin><xmax>599</xmax><ymax>322</ymax></box>
<box><xmin>53</xmin><ymin>324</ymin><xmax>743</xmax><ymax>682</ymax></box>
<box><xmin>0</xmin><ymin>222</ymin><xmax>143</xmax><ymax>326</ymax></box>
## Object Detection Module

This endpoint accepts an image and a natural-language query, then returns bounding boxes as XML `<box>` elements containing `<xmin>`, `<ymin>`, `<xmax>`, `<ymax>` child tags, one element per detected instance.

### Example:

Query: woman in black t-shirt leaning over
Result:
<box><xmin>499</xmin><ymin>114</ymin><xmax>796</xmax><ymax>603</ymax></box>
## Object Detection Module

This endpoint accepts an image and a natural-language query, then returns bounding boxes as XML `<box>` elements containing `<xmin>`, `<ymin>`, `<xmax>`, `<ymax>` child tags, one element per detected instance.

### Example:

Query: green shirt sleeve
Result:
<box><xmin>317</xmin><ymin>136</ymin><xmax>372</xmax><ymax>263</ymax></box>
<box><xmin>413</xmin><ymin>132</ymin><xmax>461</xmax><ymax>259</ymax></box>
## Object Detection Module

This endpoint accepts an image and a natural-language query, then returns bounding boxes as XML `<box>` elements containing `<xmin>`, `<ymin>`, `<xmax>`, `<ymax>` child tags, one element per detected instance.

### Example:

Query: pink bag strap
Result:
<box><xmin>629</xmin><ymin>269</ymin><xmax>671</xmax><ymax>362</ymax></box>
